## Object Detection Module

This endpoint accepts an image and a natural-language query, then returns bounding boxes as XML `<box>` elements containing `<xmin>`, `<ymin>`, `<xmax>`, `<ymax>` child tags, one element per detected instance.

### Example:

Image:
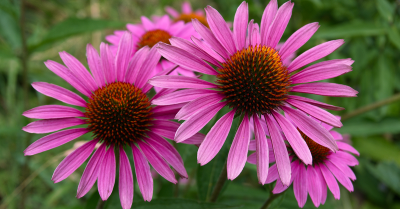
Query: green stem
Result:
<box><xmin>209</xmin><ymin>161</ymin><xmax>227</xmax><ymax>202</ymax></box>
<box><xmin>260</xmin><ymin>192</ymin><xmax>285</xmax><ymax>209</ymax></box>
<box><xmin>95</xmin><ymin>198</ymin><xmax>106</xmax><ymax>209</ymax></box>
<box><xmin>341</xmin><ymin>93</ymin><xmax>400</xmax><ymax>120</ymax></box>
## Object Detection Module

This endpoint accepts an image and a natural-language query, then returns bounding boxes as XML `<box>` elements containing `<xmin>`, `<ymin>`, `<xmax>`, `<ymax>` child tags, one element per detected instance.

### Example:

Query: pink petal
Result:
<box><xmin>272</xmin><ymin>161</ymin><xmax>299</xmax><ymax>194</ymax></box>
<box><xmin>136</xmin><ymin>46</ymin><xmax>161</xmax><ymax>88</ymax></box>
<box><xmin>52</xmin><ymin>140</ymin><xmax>97</xmax><ymax>183</ymax></box>
<box><xmin>325</xmin><ymin>160</ymin><xmax>354</xmax><ymax>192</ymax></box>
<box><xmin>175</xmin><ymin>101</ymin><xmax>226</xmax><ymax>143</ymax></box>
<box><xmin>77</xmin><ymin>143</ymin><xmax>106</xmax><ymax>198</ymax></box>
<box><xmin>165</xmin><ymin>6</ymin><xmax>179</xmax><ymax>17</ymax></box>
<box><xmin>151</xmin><ymin>120</ymin><xmax>180</xmax><ymax>140</ymax></box>
<box><xmin>192</xmin><ymin>19</ymin><xmax>229</xmax><ymax>59</ymax></box>
<box><xmin>151</xmin><ymin>103</ymin><xmax>185</xmax><ymax>120</ymax></box>
<box><xmin>155</xmin><ymin>15</ymin><xmax>171</xmax><ymax>31</ymax></box>
<box><xmin>260</xmin><ymin>0</ymin><xmax>278</xmax><ymax>46</ymax></box>
<box><xmin>272</xmin><ymin>111</ymin><xmax>312</xmax><ymax>165</ymax></box>
<box><xmin>282</xmin><ymin>106</ymin><xmax>338</xmax><ymax>151</ymax></box>
<box><xmin>125</xmin><ymin>46</ymin><xmax>150</xmax><ymax>84</ymax></box>
<box><xmin>24</xmin><ymin>128</ymin><xmax>88</xmax><ymax>156</ymax></box>
<box><xmin>44</xmin><ymin>60</ymin><xmax>91</xmax><ymax>97</ymax></box>
<box><xmin>265</xmin><ymin>113</ymin><xmax>291</xmax><ymax>186</ymax></box>
<box><xmin>233</xmin><ymin>2</ymin><xmax>248</xmax><ymax>50</ymax></box>
<box><xmin>327</xmin><ymin>156</ymin><xmax>356</xmax><ymax>180</ymax></box>
<box><xmin>23</xmin><ymin>105</ymin><xmax>85</xmax><ymax>119</ymax></box>
<box><xmin>100</xmin><ymin>43</ymin><xmax>116</xmax><ymax>84</ymax></box>
<box><xmin>157</xmin><ymin>43</ymin><xmax>218</xmax><ymax>75</ymax></box>
<box><xmin>286</xmin><ymin>98</ymin><xmax>343</xmax><ymax>127</ymax></box>
<box><xmin>265</xmin><ymin>164</ymin><xmax>279</xmax><ymax>184</ymax></box>
<box><xmin>127</xmin><ymin>24</ymin><xmax>145</xmax><ymax>37</ymax></box>
<box><xmin>169</xmin><ymin>37</ymin><xmax>222</xmax><ymax>68</ymax></box>
<box><xmin>98</xmin><ymin>145</ymin><xmax>116</xmax><ymax>200</ymax></box>
<box><xmin>330</xmin><ymin>130</ymin><xmax>343</xmax><ymax>140</ymax></box>
<box><xmin>197</xmin><ymin>110</ymin><xmax>234</xmax><ymax>165</ymax></box>
<box><xmin>191</xmin><ymin>36</ymin><xmax>225</xmax><ymax>64</ymax></box>
<box><xmin>291</xmin><ymin>64</ymin><xmax>352</xmax><ymax>84</ymax></box>
<box><xmin>250</xmin><ymin>23</ymin><xmax>261</xmax><ymax>46</ymax></box>
<box><xmin>115</xmin><ymin>32</ymin><xmax>133</xmax><ymax>82</ymax></box>
<box><xmin>152</xmin><ymin>88</ymin><xmax>176</xmax><ymax>101</ymax></box>
<box><xmin>152</xmin><ymin>89</ymin><xmax>216</xmax><ymax>105</ymax></box>
<box><xmin>319</xmin><ymin>163</ymin><xmax>340</xmax><ymax>199</ymax></box>
<box><xmin>141</xmin><ymin>16</ymin><xmax>155</xmax><ymax>31</ymax></box>
<box><xmin>180</xmin><ymin>132</ymin><xmax>205</xmax><ymax>145</ymax></box>
<box><xmin>253</xmin><ymin>116</ymin><xmax>269</xmax><ymax>184</ymax></box>
<box><xmin>314</xmin><ymin>164</ymin><xmax>327</xmax><ymax>204</ymax></box>
<box><xmin>288</xmin><ymin>40</ymin><xmax>345</xmax><ymax>73</ymax></box>
<box><xmin>149</xmin><ymin>75</ymin><xmax>218</xmax><ymax>89</ymax></box>
<box><xmin>132</xmin><ymin>144</ymin><xmax>153</xmax><ymax>201</ymax></box>
<box><xmin>333</xmin><ymin>151</ymin><xmax>359</xmax><ymax>166</ymax></box>
<box><xmin>86</xmin><ymin>44</ymin><xmax>105</xmax><ymax>87</ymax></box>
<box><xmin>265</xmin><ymin>1</ymin><xmax>294</xmax><ymax>49</ymax></box>
<box><xmin>227</xmin><ymin>115</ymin><xmax>251</xmax><ymax>180</ymax></box>
<box><xmin>307</xmin><ymin>166</ymin><xmax>321</xmax><ymax>207</ymax></box>
<box><xmin>337</xmin><ymin>141</ymin><xmax>359</xmax><ymax>156</ymax></box>
<box><xmin>176</xmin><ymin>93</ymin><xmax>224</xmax><ymax>120</ymax></box>
<box><xmin>291</xmin><ymin>82</ymin><xmax>358</xmax><ymax>97</ymax></box>
<box><xmin>205</xmin><ymin>6</ymin><xmax>236</xmax><ymax>55</ymax></box>
<box><xmin>59</xmin><ymin>51</ymin><xmax>97</xmax><ymax>91</ymax></box>
<box><xmin>137</xmin><ymin>140</ymin><xmax>177</xmax><ymax>183</ymax></box>
<box><xmin>293</xmin><ymin>161</ymin><xmax>308</xmax><ymax>208</ymax></box>
<box><xmin>32</xmin><ymin>82</ymin><xmax>86</xmax><ymax>107</ymax></box>
<box><xmin>146</xmin><ymin>132</ymin><xmax>188</xmax><ymax>178</ymax></box>
<box><xmin>279</xmin><ymin>22</ymin><xmax>319</xmax><ymax>62</ymax></box>
<box><xmin>288</xmin><ymin>95</ymin><xmax>344</xmax><ymax>111</ymax></box>
<box><xmin>119</xmin><ymin>147</ymin><xmax>134</xmax><ymax>209</ymax></box>
<box><xmin>23</xmin><ymin>118</ymin><xmax>86</xmax><ymax>134</ymax></box>
<box><xmin>182</xmin><ymin>2</ymin><xmax>192</xmax><ymax>13</ymax></box>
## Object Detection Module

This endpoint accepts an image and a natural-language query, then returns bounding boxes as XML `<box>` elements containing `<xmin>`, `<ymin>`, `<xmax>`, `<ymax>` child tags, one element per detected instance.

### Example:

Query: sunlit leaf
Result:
<box><xmin>376</xmin><ymin>0</ymin><xmax>395</xmax><ymax>22</ymax></box>
<box><xmin>366</xmin><ymin>161</ymin><xmax>400</xmax><ymax>196</ymax></box>
<box><xmin>314</xmin><ymin>22</ymin><xmax>386</xmax><ymax>39</ymax></box>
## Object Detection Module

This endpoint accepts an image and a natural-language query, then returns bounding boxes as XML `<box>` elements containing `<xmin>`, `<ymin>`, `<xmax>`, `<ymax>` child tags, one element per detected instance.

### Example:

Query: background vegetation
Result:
<box><xmin>1</xmin><ymin>0</ymin><xmax>400</xmax><ymax>208</ymax></box>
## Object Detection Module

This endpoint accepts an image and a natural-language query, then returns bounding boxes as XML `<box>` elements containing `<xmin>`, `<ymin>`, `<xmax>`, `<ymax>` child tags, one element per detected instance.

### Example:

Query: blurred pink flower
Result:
<box><xmin>248</xmin><ymin>116</ymin><xmax>359</xmax><ymax>208</ymax></box>
<box><xmin>149</xmin><ymin>0</ymin><xmax>357</xmax><ymax>184</ymax></box>
<box><xmin>22</xmin><ymin>31</ymin><xmax>204</xmax><ymax>209</ymax></box>
<box><xmin>165</xmin><ymin>1</ymin><xmax>209</xmax><ymax>28</ymax></box>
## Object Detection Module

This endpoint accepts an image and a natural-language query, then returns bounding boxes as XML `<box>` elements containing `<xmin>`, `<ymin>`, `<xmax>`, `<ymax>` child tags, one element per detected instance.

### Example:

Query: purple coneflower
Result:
<box><xmin>165</xmin><ymin>1</ymin><xmax>209</xmax><ymax>27</ymax></box>
<box><xmin>22</xmin><ymin>32</ymin><xmax>202</xmax><ymax>209</ymax></box>
<box><xmin>248</xmin><ymin>117</ymin><xmax>359</xmax><ymax>207</ymax></box>
<box><xmin>106</xmin><ymin>15</ymin><xmax>198</xmax><ymax>77</ymax></box>
<box><xmin>149</xmin><ymin>0</ymin><xmax>357</xmax><ymax>185</ymax></box>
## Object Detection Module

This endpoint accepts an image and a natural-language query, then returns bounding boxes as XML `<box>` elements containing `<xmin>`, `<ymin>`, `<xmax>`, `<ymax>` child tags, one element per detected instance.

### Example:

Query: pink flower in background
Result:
<box><xmin>22</xmin><ymin>31</ymin><xmax>203</xmax><ymax>209</ymax></box>
<box><xmin>149</xmin><ymin>0</ymin><xmax>357</xmax><ymax>185</ymax></box>
<box><xmin>248</xmin><ymin>117</ymin><xmax>359</xmax><ymax>208</ymax></box>
<box><xmin>106</xmin><ymin>15</ymin><xmax>198</xmax><ymax>77</ymax></box>
<box><xmin>165</xmin><ymin>1</ymin><xmax>209</xmax><ymax>28</ymax></box>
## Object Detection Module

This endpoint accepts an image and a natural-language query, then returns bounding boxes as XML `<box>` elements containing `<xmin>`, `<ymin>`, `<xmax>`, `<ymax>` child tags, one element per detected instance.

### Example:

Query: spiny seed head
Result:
<box><xmin>299</xmin><ymin>130</ymin><xmax>331</xmax><ymax>164</ymax></box>
<box><xmin>138</xmin><ymin>29</ymin><xmax>172</xmax><ymax>49</ymax></box>
<box><xmin>217</xmin><ymin>45</ymin><xmax>291</xmax><ymax>115</ymax></box>
<box><xmin>174</xmin><ymin>13</ymin><xmax>208</xmax><ymax>27</ymax></box>
<box><xmin>85</xmin><ymin>82</ymin><xmax>153</xmax><ymax>146</ymax></box>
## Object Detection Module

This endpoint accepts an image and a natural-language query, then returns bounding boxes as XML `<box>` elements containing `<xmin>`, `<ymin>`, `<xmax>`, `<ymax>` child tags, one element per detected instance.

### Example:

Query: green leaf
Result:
<box><xmin>314</xmin><ymin>22</ymin><xmax>386</xmax><ymax>39</ymax></box>
<box><xmin>0</xmin><ymin>7</ymin><xmax>21</xmax><ymax>49</ymax></box>
<box><xmin>366</xmin><ymin>161</ymin><xmax>400</xmax><ymax>196</ymax></box>
<box><xmin>351</xmin><ymin>136</ymin><xmax>400</xmax><ymax>166</ymax></box>
<box><xmin>84</xmin><ymin>191</ymin><xmax>100</xmax><ymax>209</ymax></box>
<box><xmin>388</xmin><ymin>26</ymin><xmax>400</xmax><ymax>50</ymax></box>
<box><xmin>130</xmin><ymin>199</ymin><xmax>238</xmax><ymax>209</ymax></box>
<box><xmin>339</xmin><ymin>118</ymin><xmax>400</xmax><ymax>136</ymax></box>
<box><xmin>376</xmin><ymin>0</ymin><xmax>395</xmax><ymax>22</ymax></box>
<box><xmin>28</xmin><ymin>18</ymin><xmax>126</xmax><ymax>53</ymax></box>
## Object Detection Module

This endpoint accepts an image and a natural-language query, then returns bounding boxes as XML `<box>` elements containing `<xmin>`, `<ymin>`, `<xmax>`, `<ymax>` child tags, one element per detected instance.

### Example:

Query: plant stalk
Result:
<box><xmin>260</xmin><ymin>192</ymin><xmax>284</xmax><ymax>209</ymax></box>
<box><xmin>209</xmin><ymin>161</ymin><xmax>228</xmax><ymax>202</ymax></box>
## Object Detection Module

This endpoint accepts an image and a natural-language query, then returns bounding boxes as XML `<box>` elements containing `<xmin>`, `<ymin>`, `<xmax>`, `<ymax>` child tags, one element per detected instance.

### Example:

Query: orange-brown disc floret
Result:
<box><xmin>299</xmin><ymin>130</ymin><xmax>331</xmax><ymax>164</ymax></box>
<box><xmin>85</xmin><ymin>82</ymin><xmax>153</xmax><ymax>145</ymax></box>
<box><xmin>137</xmin><ymin>29</ymin><xmax>172</xmax><ymax>49</ymax></box>
<box><xmin>217</xmin><ymin>45</ymin><xmax>291</xmax><ymax>115</ymax></box>
<box><xmin>174</xmin><ymin>13</ymin><xmax>209</xmax><ymax>28</ymax></box>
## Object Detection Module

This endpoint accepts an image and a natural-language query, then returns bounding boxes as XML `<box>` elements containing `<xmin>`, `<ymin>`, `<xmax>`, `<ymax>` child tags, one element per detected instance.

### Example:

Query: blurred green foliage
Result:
<box><xmin>1</xmin><ymin>0</ymin><xmax>400</xmax><ymax>208</ymax></box>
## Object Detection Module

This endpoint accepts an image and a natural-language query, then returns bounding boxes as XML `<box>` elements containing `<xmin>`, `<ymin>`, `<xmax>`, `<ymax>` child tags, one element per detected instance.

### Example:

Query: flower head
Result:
<box><xmin>106</xmin><ymin>15</ymin><xmax>198</xmax><ymax>77</ymax></box>
<box><xmin>248</xmin><ymin>117</ymin><xmax>359</xmax><ymax>207</ymax></box>
<box><xmin>166</xmin><ymin>2</ymin><xmax>208</xmax><ymax>27</ymax></box>
<box><xmin>149</xmin><ymin>0</ymin><xmax>357</xmax><ymax>185</ymax></box>
<box><xmin>22</xmin><ymin>32</ymin><xmax>203</xmax><ymax>209</ymax></box>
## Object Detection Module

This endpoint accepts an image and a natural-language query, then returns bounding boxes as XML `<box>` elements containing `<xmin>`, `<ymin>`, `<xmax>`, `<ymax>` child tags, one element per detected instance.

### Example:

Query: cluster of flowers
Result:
<box><xmin>22</xmin><ymin>1</ymin><xmax>359</xmax><ymax>208</ymax></box>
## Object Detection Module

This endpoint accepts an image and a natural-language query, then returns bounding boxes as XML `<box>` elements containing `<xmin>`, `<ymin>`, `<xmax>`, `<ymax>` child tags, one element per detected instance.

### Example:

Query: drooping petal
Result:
<box><xmin>288</xmin><ymin>40</ymin><xmax>344</xmax><ymax>73</ymax></box>
<box><xmin>77</xmin><ymin>143</ymin><xmax>106</xmax><ymax>198</ymax></box>
<box><xmin>197</xmin><ymin>111</ymin><xmax>235</xmax><ymax>165</ymax></box>
<box><xmin>98</xmin><ymin>145</ymin><xmax>116</xmax><ymax>200</ymax></box>
<box><xmin>52</xmin><ymin>140</ymin><xmax>97</xmax><ymax>183</ymax></box>
<box><xmin>314</xmin><ymin>164</ymin><xmax>327</xmax><ymax>204</ymax></box>
<box><xmin>291</xmin><ymin>64</ymin><xmax>352</xmax><ymax>84</ymax></box>
<box><xmin>319</xmin><ymin>163</ymin><xmax>340</xmax><ymax>199</ymax></box>
<box><xmin>132</xmin><ymin>144</ymin><xmax>153</xmax><ymax>202</ymax></box>
<box><xmin>293</xmin><ymin>161</ymin><xmax>307</xmax><ymax>208</ymax></box>
<box><xmin>137</xmin><ymin>140</ymin><xmax>177</xmax><ymax>183</ymax></box>
<box><xmin>149</xmin><ymin>75</ymin><xmax>218</xmax><ymax>89</ymax></box>
<box><xmin>24</xmin><ymin>128</ymin><xmax>88</xmax><ymax>156</ymax></box>
<box><xmin>233</xmin><ymin>2</ymin><xmax>248</xmax><ymax>50</ymax></box>
<box><xmin>260</xmin><ymin>0</ymin><xmax>278</xmax><ymax>46</ymax></box>
<box><xmin>307</xmin><ymin>166</ymin><xmax>321</xmax><ymax>207</ymax></box>
<box><xmin>253</xmin><ymin>116</ymin><xmax>269</xmax><ymax>184</ymax></box>
<box><xmin>151</xmin><ymin>120</ymin><xmax>180</xmax><ymax>140</ymax></box>
<box><xmin>23</xmin><ymin>105</ymin><xmax>85</xmax><ymax>119</ymax></box>
<box><xmin>191</xmin><ymin>36</ymin><xmax>225</xmax><ymax>63</ymax></box>
<box><xmin>265</xmin><ymin>164</ymin><xmax>279</xmax><ymax>184</ymax></box>
<box><xmin>325</xmin><ymin>161</ymin><xmax>353</xmax><ymax>192</ymax></box>
<box><xmin>32</xmin><ymin>82</ymin><xmax>87</xmax><ymax>107</ymax></box>
<box><xmin>227</xmin><ymin>114</ymin><xmax>251</xmax><ymax>180</ymax></box>
<box><xmin>333</xmin><ymin>151</ymin><xmax>359</xmax><ymax>166</ymax></box>
<box><xmin>86</xmin><ymin>44</ymin><xmax>105</xmax><ymax>87</ymax></box>
<box><xmin>337</xmin><ymin>142</ymin><xmax>360</xmax><ymax>156</ymax></box>
<box><xmin>279</xmin><ymin>22</ymin><xmax>319</xmax><ymax>62</ymax></box>
<box><xmin>282</xmin><ymin>106</ymin><xmax>338</xmax><ymax>151</ymax></box>
<box><xmin>176</xmin><ymin>93</ymin><xmax>224</xmax><ymax>120</ymax></box>
<box><xmin>272</xmin><ymin>111</ymin><xmax>312</xmax><ymax>165</ymax></box>
<box><xmin>286</xmin><ymin>98</ymin><xmax>343</xmax><ymax>127</ymax></box>
<box><xmin>288</xmin><ymin>95</ymin><xmax>344</xmax><ymax>111</ymax></box>
<box><xmin>265</xmin><ymin>113</ymin><xmax>291</xmax><ymax>186</ymax></box>
<box><xmin>326</xmin><ymin>156</ymin><xmax>356</xmax><ymax>180</ymax></box>
<box><xmin>265</xmin><ymin>1</ymin><xmax>294</xmax><ymax>49</ymax></box>
<box><xmin>175</xmin><ymin>102</ymin><xmax>226</xmax><ymax>143</ymax></box>
<box><xmin>152</xmin><ymin>89</ymin><xmax>217</xmax><ymax>105</ymax></box>
<box><xmin>23</xmin><ymin>118</ymin><xmax>85</xmax><ymax>134</ymax></box>
<box><xmin>119</xmin><ymin>147</ymin><xmax>134</xmax><ymax>209</ymax></box>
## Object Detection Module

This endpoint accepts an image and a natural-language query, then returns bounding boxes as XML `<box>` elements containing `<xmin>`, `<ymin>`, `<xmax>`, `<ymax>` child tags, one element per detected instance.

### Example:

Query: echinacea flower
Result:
<box><xmin>248</xmin><ymin>116</ymin><xmax>359</xmax><ymax>208</ymax></box>
<box><xmin>106</xmin><ymin>15</ymin><xmax>198</xmax><ymax>77</ymax></box>
<box><xmin>165</xmin><ymin>1</ymin><xmax>209</xmax><ymax>27</ymax></box>
<box><xmin>22</xmin><ymin>32</ymin><xmax>202</xmax><ymax>209</ymax></box>
<box><xmin>149</xmin><ymin>0</ymin><xmax>357</xmax><ymax>185</ymax></box>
